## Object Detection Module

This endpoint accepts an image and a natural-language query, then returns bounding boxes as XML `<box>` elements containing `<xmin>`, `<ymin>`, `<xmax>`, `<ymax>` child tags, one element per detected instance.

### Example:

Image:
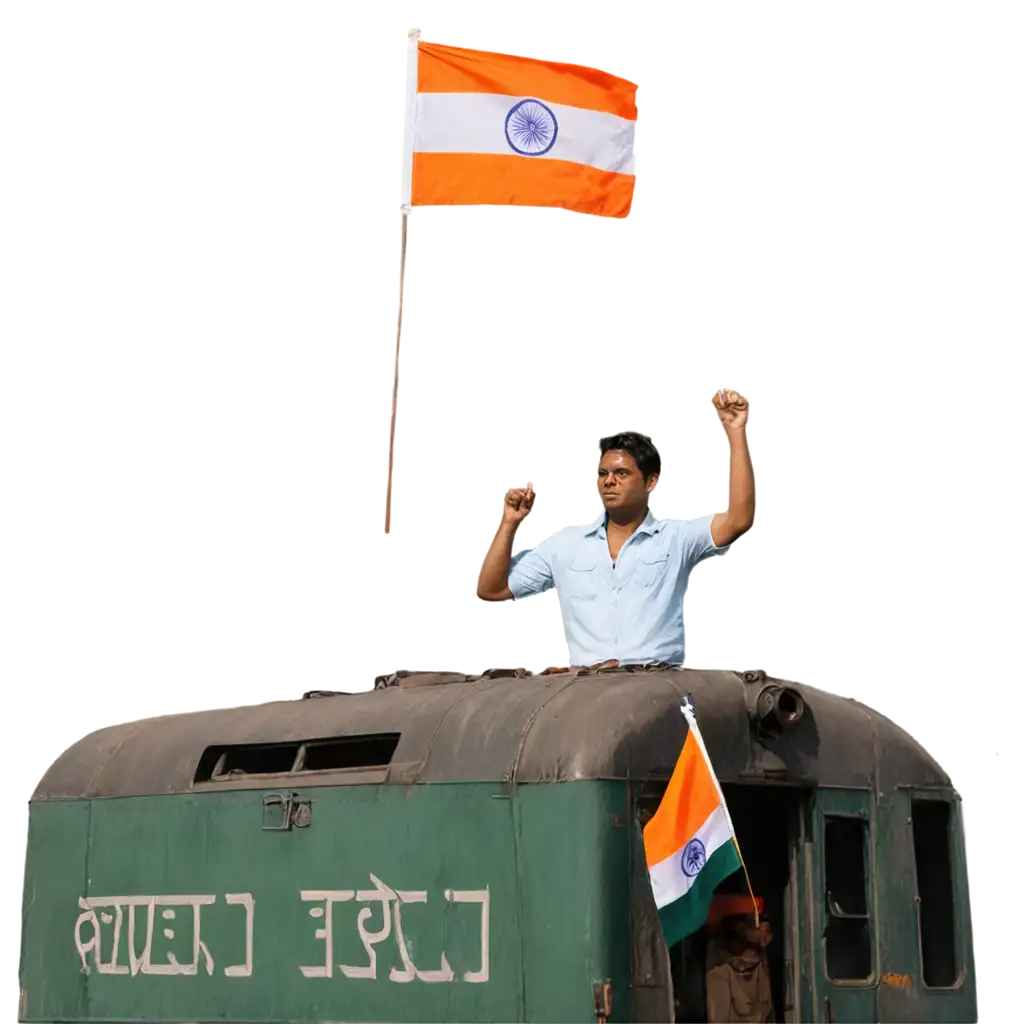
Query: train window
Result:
<box><xmin>301</xmin><ymin>734</ymin><xmax>399</xmax><ymax>772</ymax></box>
<box><xmin>912</xmin><ymin>799</ymin><xmax>958</xmax><ymax>987</ymax></box>
<box><xmin>212</xmin><ymin>742</ymin><xmax>301</xmax><ymax>778</ymax></box>
<box><xmin>193</xmin><ymin>734</ymin><xmax>400</xmax><ymax>783</ymax></box>
<box><xmin>823</xmin><ymin>816</ymin><xmax>873</xmax><ymax>981</ymax></box>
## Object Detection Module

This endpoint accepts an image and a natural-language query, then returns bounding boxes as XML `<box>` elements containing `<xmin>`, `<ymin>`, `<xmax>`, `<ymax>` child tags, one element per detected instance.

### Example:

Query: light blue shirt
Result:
<box><xmin>507</xmin><ymin>510</ymin><xmax>729</xmax><ymax>667</ymax></box>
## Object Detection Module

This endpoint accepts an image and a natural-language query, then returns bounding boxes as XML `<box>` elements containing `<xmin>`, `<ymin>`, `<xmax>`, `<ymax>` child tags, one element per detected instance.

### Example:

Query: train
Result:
<box><xmin>18</xmin><ymin>664</ymin><xmax>977</xmax><ymax>1022</ymax></box>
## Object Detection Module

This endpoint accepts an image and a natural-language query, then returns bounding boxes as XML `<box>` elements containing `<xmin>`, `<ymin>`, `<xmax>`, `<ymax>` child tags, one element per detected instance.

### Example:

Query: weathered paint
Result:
<box><xmin>20</xmin><ymin>781</ymin><xmax>630</xmax><ymax>1023</ymax></box>
<box><xmin>875</xmin><ymin>789</ymin><xmax>977</xmax><ymax>1022</ymax></box>
<box><xmin>883</xmin><ymin>974</ymin><xmax>913</xmax><ymax>990</ymax></box>
<box><xmin>875</xmin><ymin>786</ymin><xmax>921</xmax><ymax>1019</ymax></box>
<box><xmin>20</xmin><ymin>798</ymin><xmax>91</xmax><ymax>1021</ymax></box>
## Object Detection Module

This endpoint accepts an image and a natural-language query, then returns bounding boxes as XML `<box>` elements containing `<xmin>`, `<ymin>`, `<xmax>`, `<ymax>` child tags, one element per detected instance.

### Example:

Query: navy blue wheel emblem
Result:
<box><xmin>680</xmin><ymin>838</ymin><xmax>707</xmax><ymax>878</ymax></box>
<box><xmin>505</xmin><ymin>98</ymin><xmax>558</xmax><ymax>156</ymax></box>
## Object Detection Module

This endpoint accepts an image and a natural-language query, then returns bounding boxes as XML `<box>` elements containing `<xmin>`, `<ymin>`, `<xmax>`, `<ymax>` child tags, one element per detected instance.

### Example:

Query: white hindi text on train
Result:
<box><xmin>73</xmin><ymin>878</ymin><xmax>489</xmax><ymax>984</ymax></box>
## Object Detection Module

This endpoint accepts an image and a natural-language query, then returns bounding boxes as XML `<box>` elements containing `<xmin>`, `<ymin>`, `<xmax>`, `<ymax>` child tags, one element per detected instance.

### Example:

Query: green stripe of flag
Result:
<box><xmin>657</xmin><ymin>840</ymin><xmax>742</xmax><ymax>948</ymax></box>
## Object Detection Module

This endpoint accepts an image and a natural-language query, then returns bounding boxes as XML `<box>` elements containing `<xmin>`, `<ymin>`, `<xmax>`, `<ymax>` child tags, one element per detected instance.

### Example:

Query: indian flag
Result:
<box><xmin>401</xmin><ymin>32</ymin><xmax>638</xmax><ymax>218</ymax></box>
<box><xmin>411</xmin><ymin>27</ymin><xmax>1024</xmax><ymax>227</ymax></box>
<box><xmin>643</xmin><ymin>700</ymin><xmax>743</xmax><ymax>948</ymax></box>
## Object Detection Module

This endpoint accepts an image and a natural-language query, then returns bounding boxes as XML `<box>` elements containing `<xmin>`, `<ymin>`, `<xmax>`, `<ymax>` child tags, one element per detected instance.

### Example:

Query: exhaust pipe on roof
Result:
<box><xmin>752</xmin><ymin>684</ymin><xmax>804</xmax><ymax>732</ymax></box>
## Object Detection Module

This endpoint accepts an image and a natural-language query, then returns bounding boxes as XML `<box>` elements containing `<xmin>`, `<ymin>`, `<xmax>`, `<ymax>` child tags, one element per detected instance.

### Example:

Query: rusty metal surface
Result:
<box><xmin>32</xmin><ymin>666</ymin><xmax>952</xmax><ymax>801</ymax></box>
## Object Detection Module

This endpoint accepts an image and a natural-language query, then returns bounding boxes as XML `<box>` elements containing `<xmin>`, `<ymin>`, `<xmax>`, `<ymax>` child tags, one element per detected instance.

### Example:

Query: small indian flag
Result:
<box><xmin>401</xmin><ymin>32</ymin><xmax>638</xmax><ymax>218</ymax></box>
<box><xmin>643</xmin><ymin>699</ymin><xmax>744</xmax><ymax>948</ymax></box>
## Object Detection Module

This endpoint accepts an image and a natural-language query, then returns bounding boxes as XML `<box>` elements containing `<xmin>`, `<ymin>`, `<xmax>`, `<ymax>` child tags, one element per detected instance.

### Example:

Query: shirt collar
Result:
<box><xmin>585</xmin><ymin>508</ymin><xmax>662</xmax><ymax>539</ymax></box>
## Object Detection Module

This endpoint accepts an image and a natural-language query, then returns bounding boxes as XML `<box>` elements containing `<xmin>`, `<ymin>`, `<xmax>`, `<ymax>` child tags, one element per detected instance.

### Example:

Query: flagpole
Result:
<box><xmin>729</xmin><ymin>838</ymin><xmax>760</xmax><ymax>930</ymax></box>
<box><xmin>385</xmin><ymin>216</ymin><xmax>409</xmax><ymax>536</ymax></box>
<box><xmin>387</xmin><ymin>28</ymin><xmax>423</xmax><ymax>532</ymax></box>
<box><xmin>680</xmin><ymin>698</ymin><xmax>761</xmax><ymax>929</ymax></box>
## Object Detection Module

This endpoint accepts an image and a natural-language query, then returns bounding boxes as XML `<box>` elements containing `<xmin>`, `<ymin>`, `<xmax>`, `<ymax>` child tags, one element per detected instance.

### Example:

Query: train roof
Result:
<box><xmin>33</xmin><ymin>666</ymin><xmax>952</xmax><ymax>801</ymax></box>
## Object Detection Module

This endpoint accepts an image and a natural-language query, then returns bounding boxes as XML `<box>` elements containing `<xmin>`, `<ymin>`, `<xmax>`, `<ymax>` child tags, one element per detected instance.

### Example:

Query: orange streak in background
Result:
<box><xmin>450</xmin><ymin>40</ymin><xmax>1024</xmax><ymax>121</ymax></box>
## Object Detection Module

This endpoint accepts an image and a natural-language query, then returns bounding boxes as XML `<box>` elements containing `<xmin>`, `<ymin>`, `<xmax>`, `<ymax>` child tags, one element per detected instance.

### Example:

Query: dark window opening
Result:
<box><xmin>217</xmin><ymin>742</ymin><xmax>301</xmax><ymax>778</ymax></box>
<box><xmin>912</xmin><ymin>799</ymin><xmax>958</xmax><ymax>987</ymax></box>
<box><xmin>301</xmin><ymin>734</ymin><xmax>400</xmax><ymax>772</ymax></box>
<box><xmin>824</xmin><ymin>816</ymin><xmax>873</xmax><ymax>980</ymax></box>
<box><xmin>193</xmin><ymin>733</ymin><xmax>400</xmax><ymax>784</ymax></box>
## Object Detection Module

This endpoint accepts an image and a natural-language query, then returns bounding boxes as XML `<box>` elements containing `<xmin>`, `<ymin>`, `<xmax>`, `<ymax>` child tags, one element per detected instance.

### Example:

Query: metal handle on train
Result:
<box><xmin>262</xmin><ymin>791</ymin><xmax>312</xmax><ymax>831</ymax></box>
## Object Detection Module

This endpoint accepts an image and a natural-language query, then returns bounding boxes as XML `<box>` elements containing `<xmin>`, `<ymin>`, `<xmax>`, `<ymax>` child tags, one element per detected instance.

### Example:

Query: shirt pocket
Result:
<box><xmin>565</xmin><ymin>558</ymin><xmax>599</xmax><ymax>600</ymax></box>
<box><xmin>638</xmin><ymin>551</ymin><xmax>670</xmax><ymax>588</ymax></box>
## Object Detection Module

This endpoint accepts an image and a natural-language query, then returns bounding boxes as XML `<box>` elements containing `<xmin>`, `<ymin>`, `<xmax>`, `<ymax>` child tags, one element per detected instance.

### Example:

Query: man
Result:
<box><xmin>706</xmin><ymin>911</ymin><xmax>775</xmax><ymax>1023</ymax></box>
<box><xmin>476</xmin><ymin>390</ymin><xmax>754</xmax><ymax>668</ymax></box>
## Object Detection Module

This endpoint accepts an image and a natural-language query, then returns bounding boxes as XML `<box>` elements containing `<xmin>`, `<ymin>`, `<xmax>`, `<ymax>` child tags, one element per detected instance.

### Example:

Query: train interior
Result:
<box><xmin>638</xmin><ymin>782</ymin><xmax>806</xmax><ymax>1024</ymax></box>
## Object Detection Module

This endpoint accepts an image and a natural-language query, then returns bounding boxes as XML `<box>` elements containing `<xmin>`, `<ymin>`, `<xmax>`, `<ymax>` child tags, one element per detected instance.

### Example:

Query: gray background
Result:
<box><xmin>0</xmin><ymin>6</ymin><xmax>1019</xmax><ymax>1015</ymax></box>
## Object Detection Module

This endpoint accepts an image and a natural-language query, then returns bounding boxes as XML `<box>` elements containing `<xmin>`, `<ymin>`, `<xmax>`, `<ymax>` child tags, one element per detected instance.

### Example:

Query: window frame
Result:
<box><xmin>909</xmin><ymin>789</ymin><xmax>966</xmax><ymax>992</ymax></box>
<box><xmin>821</xmin><ymin>809</ymin><xmax>876</xmax><ymax>985</ymax></box>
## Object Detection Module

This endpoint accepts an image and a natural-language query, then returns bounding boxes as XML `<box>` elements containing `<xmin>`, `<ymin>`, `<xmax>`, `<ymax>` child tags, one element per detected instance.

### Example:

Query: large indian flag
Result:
<box><xmin>643</xmin><ymin>700</ymin><xmax>743</xmax><ymax>948</ymax></box>
<box><xmin>401</xmin><ymin>34</ymin><xmax>638</xmax><ymax>218</ymax></box>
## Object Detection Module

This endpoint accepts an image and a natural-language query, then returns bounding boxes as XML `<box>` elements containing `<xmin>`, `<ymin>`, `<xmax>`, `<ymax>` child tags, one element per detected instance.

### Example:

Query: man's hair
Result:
<box><xmin>599</xmin><ymin>431</ymin><xmax>661</xmax><ymax>480</ymax></box>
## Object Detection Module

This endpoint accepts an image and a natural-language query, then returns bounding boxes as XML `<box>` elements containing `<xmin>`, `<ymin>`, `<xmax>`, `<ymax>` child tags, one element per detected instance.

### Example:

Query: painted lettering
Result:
<box><xmin>340</xmin><ymin>874</ymin><xmax>394</xmax><ymax>980</ymax></box>
<box><xmin>74</xmin><ymin>894</ymin><xmax>251</xmax><ymax>978</ymax></box>
<box><xmin>146</xmin><ymin>896</ymin><xmax>215</xmax><ymax>976</ymax></box>
<box><xmin>224</xmin><ymin>893</ymin><xmax>256</xmax><ymax>978</ymax></box>
<box><xmin>391</xmin><ymin>885</ymin><xmax>453</xmax><ymax>983</ymax></box>
<box><xmin>73</xmin><ymin>880</ymin><xmax>489</xmax><ymax>985</ymax></box>
<box><xmin>75</xmin><ymin>900</ymin><xmax>118</xmax><ymax>975</ymax></box>
<box><xmin>446</xmin><ymin>887</ymin><xmax>490</xmax><ymax>983</ymax></box>
<box><xmin>298</xmin><ymin>889</ymin><xmax>354</xmax><ymax>978</ymax></box>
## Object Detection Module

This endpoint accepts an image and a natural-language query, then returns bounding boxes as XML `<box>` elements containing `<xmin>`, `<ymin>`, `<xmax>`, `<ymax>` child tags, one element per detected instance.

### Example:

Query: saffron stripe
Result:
<box><xmin>410</xmin><ymin>152</ymin><xmax>635</xmax><ymax>218</ymax></box>
<box><xmin>417</xmin><ymin>41</ymin><xmax>638</xmax><ymax>120</ymax></box>
<box><xmin>643</xmin><ymin>730</ymin><xmax>721</xmax><ymax>867</ymax></box>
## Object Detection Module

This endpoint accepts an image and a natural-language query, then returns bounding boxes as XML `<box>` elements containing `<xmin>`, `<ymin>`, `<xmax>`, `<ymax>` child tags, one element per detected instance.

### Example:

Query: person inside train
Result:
<box><xmin>476</xmin><ymin>390</ymin><xmax>755</xmax><ymax>669</ymax></box>
<box><xmin>705</xmin><ymin>910</ymin><xmax>775</xmax><ymax>1023</ymax></box>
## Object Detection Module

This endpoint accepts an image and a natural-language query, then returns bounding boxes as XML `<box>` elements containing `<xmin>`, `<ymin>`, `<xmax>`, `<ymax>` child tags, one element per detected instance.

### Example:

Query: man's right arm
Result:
<box><xmin>477</xmin><ymin>484</ymin><xmax>537</xmax><ymax>602</ymax></box>
<box><xmin>471</xmin><ymin>524</ymin><xmax>520</xmax><ymax>602</ymax></box>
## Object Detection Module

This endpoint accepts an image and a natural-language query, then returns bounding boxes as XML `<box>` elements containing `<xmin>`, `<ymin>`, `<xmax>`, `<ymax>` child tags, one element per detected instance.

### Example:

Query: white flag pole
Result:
<box><xmin>395</xmin><ymin>27</ymin><xmax>419</xmax><ymax>216</ymax></box>
<box><xmin>387</xmin><ymin>24</ymin><xmax>423</xmax><ymax>528</ymax></box>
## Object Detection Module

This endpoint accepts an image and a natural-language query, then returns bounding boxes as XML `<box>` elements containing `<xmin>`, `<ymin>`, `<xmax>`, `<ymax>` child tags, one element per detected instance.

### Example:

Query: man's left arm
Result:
<box><xmin>710</xmin><ymin>389</ymin><xmax>755</xmax><ymax>547</ymax></box>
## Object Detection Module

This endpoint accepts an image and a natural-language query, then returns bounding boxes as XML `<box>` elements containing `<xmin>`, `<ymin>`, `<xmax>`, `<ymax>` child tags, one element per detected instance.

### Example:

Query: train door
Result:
<box><xmin>722</xmin><ymin>784</ymin><xmax>808</xmax><ymax>1023</ymax></box>
<box><xmin>809</xmin><ymin>787</ymin><xmax>877</xmax><ymax>1022</ymax></box>
<box><xmin>873</xmin><ymin>790</ymin><xmax>977</xmax><ymax>1022</ymax></box>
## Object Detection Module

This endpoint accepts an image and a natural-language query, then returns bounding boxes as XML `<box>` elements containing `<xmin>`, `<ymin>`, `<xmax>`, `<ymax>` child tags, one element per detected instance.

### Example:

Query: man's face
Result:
<box><xmin>597</xmin><ymin>449</ymin><xmax>657</xmax><ymax>512</ymax></box>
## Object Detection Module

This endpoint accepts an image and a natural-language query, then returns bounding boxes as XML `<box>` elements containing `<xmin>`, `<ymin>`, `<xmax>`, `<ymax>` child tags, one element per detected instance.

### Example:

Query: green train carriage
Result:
<box><xmin>18</xmin><ymin>666</ymin><xmax>977</xmax><ymax>1022</ymax></box>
